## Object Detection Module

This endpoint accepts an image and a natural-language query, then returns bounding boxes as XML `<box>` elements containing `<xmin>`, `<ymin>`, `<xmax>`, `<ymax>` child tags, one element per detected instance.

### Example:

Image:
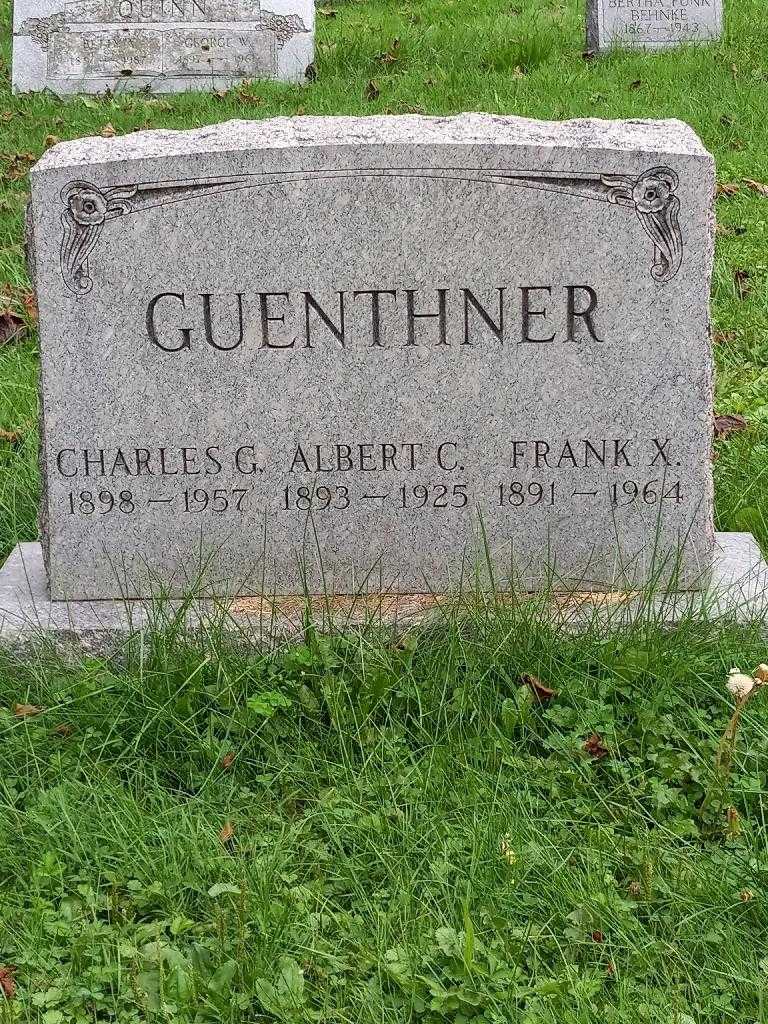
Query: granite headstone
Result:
<box><xmin>25</xmin><ymin>114</ymin><xmax>716</xmax><ymax>599</ymax></box>
<box><xmin>587</xmin><ymin>0</ymin><xmax>722</xmax><ymax>51</ymax></box>
<box><xmin>12</xmin><ymin>0</ymin><xmax>314</xmax><ymax>93</ymax></box>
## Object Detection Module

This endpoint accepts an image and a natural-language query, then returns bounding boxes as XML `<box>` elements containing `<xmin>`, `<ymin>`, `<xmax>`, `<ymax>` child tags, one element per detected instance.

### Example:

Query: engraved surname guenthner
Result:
<box><xmin>57</xmin><ymin>165</ymin><xmax>684</xmax><ymax>297</ymax></box>
<box><xmin>144</xmin><ymin>285</ymin><xmax>605</xmax><ymax>351</ymax></box>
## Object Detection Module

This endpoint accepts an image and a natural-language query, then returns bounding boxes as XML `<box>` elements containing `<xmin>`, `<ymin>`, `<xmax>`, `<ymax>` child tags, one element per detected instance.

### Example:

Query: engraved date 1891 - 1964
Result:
<box><xmin>58</xmin><ymin>437</ymin><xmax>685</xmax><ymax>518</ymax></box>
<box><xmin>498</xmin><ymin>479</ymin><xmax>683</xmax><ymax>508</ymax></box>
<box><xmin>63</xmin><ymin>477</ymin><xmax>683</xmax><ymax>519</ymax></box>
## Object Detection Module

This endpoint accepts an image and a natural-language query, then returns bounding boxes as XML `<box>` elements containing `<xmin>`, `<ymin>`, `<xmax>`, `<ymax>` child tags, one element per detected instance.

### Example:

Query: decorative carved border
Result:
<box><xmin>58</xmin><ymin>165</ymin><xmax>683</xmax><ymax>296</ymax></box>
<box><xmin>20</xmin><ymin>9</ymin><xmax>307</xmax><ymax>47</ymax></box>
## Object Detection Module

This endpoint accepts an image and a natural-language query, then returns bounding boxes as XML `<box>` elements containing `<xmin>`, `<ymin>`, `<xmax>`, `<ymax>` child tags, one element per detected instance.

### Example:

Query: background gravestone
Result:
<box><xmin>25</xmin><ymin>114</ymin><xmax>715</xmax><ymax>600</ymax></box>
<box><xmin>587</xmin><ymin>0</ymin><xmax>722</xmax><ymax>51</ymax></box>
<box><xmin>12</xmin><ymin>0</ymin><xmax>314</xmax><ymax>93</ymax></box>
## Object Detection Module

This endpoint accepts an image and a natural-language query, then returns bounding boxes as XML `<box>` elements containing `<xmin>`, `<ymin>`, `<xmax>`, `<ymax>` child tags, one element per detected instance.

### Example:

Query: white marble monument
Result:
<box><xmin>12</xmin><ymin>0</ymin><xmax>314</xmax><ymax>93</ymax></box>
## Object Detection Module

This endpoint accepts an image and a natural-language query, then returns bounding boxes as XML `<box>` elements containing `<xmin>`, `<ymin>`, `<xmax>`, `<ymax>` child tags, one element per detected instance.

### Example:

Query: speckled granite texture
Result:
<box><xmin>27</xmin><ymin>114</ymin><xmax>716</xmax><ymax>599</ymax></box>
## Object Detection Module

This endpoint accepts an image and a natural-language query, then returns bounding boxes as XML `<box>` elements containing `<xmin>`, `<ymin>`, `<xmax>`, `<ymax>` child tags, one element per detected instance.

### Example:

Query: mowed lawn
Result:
<box><xmin>1</xmin><ymin>1</ymin><xmax>768</xmax><ymax>1022</ymax></box>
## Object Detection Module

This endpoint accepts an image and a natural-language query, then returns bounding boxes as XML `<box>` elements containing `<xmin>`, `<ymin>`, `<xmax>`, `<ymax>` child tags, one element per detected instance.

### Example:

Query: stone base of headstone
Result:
<box><xmin>0</xmin><ymin>534</ymin><xmax>766</xmax><ymax>650</ymax></box>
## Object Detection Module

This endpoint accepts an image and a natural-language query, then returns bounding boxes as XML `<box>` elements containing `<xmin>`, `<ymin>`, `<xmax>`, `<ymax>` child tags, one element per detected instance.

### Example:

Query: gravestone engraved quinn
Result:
<box><xmin>587</xmin><ymin>0</ymin><xmax>722</xmax><ymax>51</ymax></box>
<box><xmin>12</xmin><ymin>0</ymin><xmax>314</xmax><ymax>93</ymax></box>
<box><xmin>25</xmin><ymin>114</ymin><xmax>715</xmax><ymax>599</ymax></box>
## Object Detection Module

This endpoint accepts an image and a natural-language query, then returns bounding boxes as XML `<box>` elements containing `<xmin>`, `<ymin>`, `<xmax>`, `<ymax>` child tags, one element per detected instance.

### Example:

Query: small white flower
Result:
<box><xmin>727</xmin><ymin>667</ymin><xmax>755</xmax><ymax>700</ymax></box>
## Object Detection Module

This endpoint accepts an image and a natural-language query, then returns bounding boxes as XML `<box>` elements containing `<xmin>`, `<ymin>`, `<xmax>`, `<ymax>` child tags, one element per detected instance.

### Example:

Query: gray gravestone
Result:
<box><xmin>12</xmin><ymin>0</ymin><xmax>314</xmax><ymax>93</ymax></box>
<box><xmin>587</xmin><ymin>0</ymin><xmax>722</xmax><ymax>51</ymax></box>
<box><xmin>25</xmin><ymin>115</ymin><xmax>715</xmax><ymax>600</ymax></box>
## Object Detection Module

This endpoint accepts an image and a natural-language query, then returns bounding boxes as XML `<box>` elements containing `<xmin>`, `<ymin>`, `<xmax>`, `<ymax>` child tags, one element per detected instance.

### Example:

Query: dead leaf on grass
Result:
<box><xmin>13</xmin><ymin>703</ymin><xmax>43</xmax><ymax>717</ymax></box>
<box><xmin>714</xmin><ymin>413</ymin><xmax>748</xmax><ymax>438</ymax></box>
<box><xmin>0</xmin><ymin>965</ymin><xmax>16</xmax><ymax>1000</ymax></box>
<box><xmin>726</xmin><ymin>806</ymin><xmax>741</xmax><ymax>837</ymax></box>
<box><xmin>22</xmin><ymin>291</ymin><xmax>37</xmax><ymax>324</ymax></box>
<box><xmin>235</xmin><ymin>89</ymin><xmax>263</xmax><ymax>107</ymax></box>
<box><xmin>379</xmin><ymin>38</ymin><xmax>401</xmax><ymax>65</ymax></box>
<box><xmin>583</xmin><ymin>733</ymin><xmax>609</xmax><ymax>759</ymax></box>
<box><xmin>744</xmin><ymin>178</ymin><xmax>768</xmax><ymax>198</ymax></box>
<box><xmin>521</xmin><ymin>673</ymin><xmax>557</xmax><ymax>701</ymax></box>
<box><xmin>713</xmin><ymin>330</ymin><xmax>736</xmax><ymax>344</ymax></box>
<box><xmin>0</xmin><ymin>310</ymin><xmax>24</xmax><ymax>346</ymax></box>
<box><xmin>733</xmin><ymin>268</ymin><xmax>752</xmax><ymax>299</ymax></box>
<box><xmin>1</xmin><ymin>152</ymin><xmax>35</xmax><ymax>181</ymax></box>
<box><xmin>219</xmin><ymin>821</ymin><xmax>235</xmax><ymax>845</ymax></box>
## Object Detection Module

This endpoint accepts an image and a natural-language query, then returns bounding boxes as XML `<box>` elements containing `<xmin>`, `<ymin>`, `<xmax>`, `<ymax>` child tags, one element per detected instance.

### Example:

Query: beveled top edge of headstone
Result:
<box><xmin>32</xmin><ymin>114</ymin><xmax>711</xmax><ymax>176</ymax></box>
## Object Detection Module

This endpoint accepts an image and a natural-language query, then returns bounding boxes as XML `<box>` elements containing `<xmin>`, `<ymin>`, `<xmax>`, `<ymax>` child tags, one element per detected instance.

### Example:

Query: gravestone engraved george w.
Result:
<box><xmin>12</xmin><ymin>0</ymin><xmax>314</xmax><ymax>93</ymax></box>
<box><xmin>587</xmin><ymin>0</ymin><xmax>722</xmax><ymax>51</ymax></box>
<box><xmin>23</xmin><ymin>114</ymin><xmax>716</xmax><ymax>600</ymax></box>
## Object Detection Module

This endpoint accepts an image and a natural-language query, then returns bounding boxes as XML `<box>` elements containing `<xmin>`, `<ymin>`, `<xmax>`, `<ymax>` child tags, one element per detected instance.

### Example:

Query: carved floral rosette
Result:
<box><xmin>58</xmin><ymin>166</ymin><xmax>684</xmax><ymax>296</ymax></box>
<box><xmin>601</xmin><ymin>167</ymin><xmax>682</xmax><ymax>283</ymax></box>
<box><xmin>60</xmin><ymin>180</ymin><xmax>139</xmax><ymax>295</ymax></box>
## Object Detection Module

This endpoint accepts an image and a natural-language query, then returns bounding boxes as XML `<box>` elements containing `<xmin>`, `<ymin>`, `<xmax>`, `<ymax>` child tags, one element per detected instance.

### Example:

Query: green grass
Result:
<box><xmin>1</xmin><ymin>608</ymin><xmax>768</xmax><ymax>1023</ymax></box>
<box><xmin>1</xmin><ymin>0</ymin><xmax>768</xmax><ymax>1020</ymax></box>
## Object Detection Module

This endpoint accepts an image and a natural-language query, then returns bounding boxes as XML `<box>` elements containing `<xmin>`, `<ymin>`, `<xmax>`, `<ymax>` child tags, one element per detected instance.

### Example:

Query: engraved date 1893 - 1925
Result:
<box><xmin>64</xmin><ymin>478</ymin><xmax>683</xmax><ymax>518</ymax></box>
<box><xmin>58</xmin><ymin>436</ymin><xmax>686</xmax><ymax>519</ymax></box>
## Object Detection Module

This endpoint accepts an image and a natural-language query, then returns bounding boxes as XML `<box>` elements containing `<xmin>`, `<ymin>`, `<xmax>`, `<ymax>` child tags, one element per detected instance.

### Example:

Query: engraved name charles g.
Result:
<box><xmin>52</xmin><ymin>437</ymin><xmax>677</xmax><ymax>483</ymax></box>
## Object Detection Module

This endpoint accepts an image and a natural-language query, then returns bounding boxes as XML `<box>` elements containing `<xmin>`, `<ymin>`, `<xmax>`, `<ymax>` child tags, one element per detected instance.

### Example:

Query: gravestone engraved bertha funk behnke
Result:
<box><xmin>25</xmin><ymin>114</ymin><xmax>716</xmax><ymax>599</ymax></box>
<box><xmin>587</xmin><ymin>0</ymin><xmax>722</xmax><ymax>51</ymax></box>
<box><xmin>12</xmin><ymin>0</ymin><xmax>314</xmax><ymax>93</ymax></box>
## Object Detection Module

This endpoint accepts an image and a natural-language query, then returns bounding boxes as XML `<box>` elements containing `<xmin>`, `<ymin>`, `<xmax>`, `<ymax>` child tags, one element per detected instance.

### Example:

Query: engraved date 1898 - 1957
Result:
<box><xmin>58</xmin><ymin>436</ymin><xmax>685</xmax><ymax>519</ymax></box>
<box><xmin>63</xmin><ymin>477</ymin><xmax>683</xmax><ymax>519</ymax></box>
